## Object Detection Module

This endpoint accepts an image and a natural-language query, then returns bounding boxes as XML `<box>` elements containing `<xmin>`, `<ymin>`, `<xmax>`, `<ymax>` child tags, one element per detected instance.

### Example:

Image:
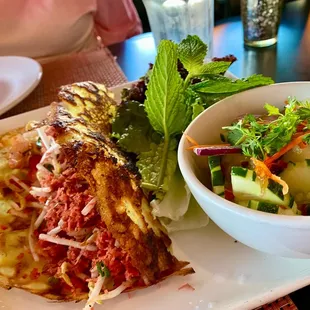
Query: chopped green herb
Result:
<box><xmin>96</xmin><ymin>262</ymin><xmax>110</xmax><ymax>278</ymax></box>
<box><xmin>224</xmin><ymin>97</ymin><xmax>310</xmax><ymax>159</ymax></box>
<box><xmin>36</xmin><ymin>137</ymin><xmax>42</xmax><ymax>149</ymax></box>
<box><xmin>111</xmin><ymin>34</ymin><xmax>274</xmax><ymax>196</ymax></box>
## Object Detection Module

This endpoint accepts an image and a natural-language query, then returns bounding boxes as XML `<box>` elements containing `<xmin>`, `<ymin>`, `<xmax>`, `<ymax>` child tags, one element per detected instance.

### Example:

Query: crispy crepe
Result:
<box><xmin>0</xmin><ymin>82</ymin><xmax>194</xmax><ymax>308</ymax></box>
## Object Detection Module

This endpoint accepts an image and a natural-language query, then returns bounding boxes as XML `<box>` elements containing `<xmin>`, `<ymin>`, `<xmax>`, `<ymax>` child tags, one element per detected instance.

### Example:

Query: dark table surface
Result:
<box><xmin>109</xmin><ymin>0</ymin><xmax>310</xmax><ymax>83</ymax></box>
<box><xmin>109</xmin><ymin>1</ymin><xmax>310</xmax><ymax>309</ymax></box>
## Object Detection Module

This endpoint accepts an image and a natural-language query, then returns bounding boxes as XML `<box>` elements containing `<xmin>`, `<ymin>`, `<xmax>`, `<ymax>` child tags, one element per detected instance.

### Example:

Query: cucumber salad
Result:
<box><xmin>188</xmin><ymin>97</ymin><xmax>310</xmax><ymax>216</ymax></box>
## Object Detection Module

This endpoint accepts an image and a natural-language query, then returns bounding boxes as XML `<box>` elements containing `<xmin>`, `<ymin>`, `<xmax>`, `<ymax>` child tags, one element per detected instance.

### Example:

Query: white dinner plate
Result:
<box><xmin>1</xmin><ymin>80</ymin><xmax>310</xmax><ymax>310</ymax></box>
<box><xmin>0</xmin><ymin>56</ymin><xmax>42</xmax><ymax>116</ymax></box>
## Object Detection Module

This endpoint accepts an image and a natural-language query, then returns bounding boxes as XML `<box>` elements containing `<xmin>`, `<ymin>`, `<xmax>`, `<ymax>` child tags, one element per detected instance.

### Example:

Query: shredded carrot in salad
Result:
<box><xmin>251</xmin><ymin>158</ymin><xmax>289</xmax><ymax>195</ymax></box>
<box><xmin>184</xmin><ymin>134</ymin><xmax>199</xmax><ymax>147</ymax></box>
<box><xmin>264</xmin><ymin>131</ymin><xmax>310</xmax><ymax>166</ymax></box>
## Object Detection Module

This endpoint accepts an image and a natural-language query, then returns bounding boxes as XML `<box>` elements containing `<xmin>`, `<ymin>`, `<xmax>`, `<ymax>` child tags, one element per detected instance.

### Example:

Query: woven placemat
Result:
<box><xmin>1</xmin><ymin>47</ymin><xmax>127</xmax><ymax>119</ymax></box>
<box><xmin>254</xmin><ymin>296</ymin><xmax>298</xmax><ymax>309</ymax></box>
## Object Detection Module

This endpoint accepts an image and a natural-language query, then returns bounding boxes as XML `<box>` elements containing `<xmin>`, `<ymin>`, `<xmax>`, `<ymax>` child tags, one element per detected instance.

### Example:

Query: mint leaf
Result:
<box><xmin>136</xmin><ymin>141</ymin><xmax>177</xmax><ymax>192</ymax></box>
<box><xmin>199</xmin><ymin>61</ymin><xmax>232</xmax><ymax>75</ymax></box>
<box><xmin>177</xmin><ymin>35</ymin><xmax>207</xmax><ymax>74</ymax></box>
<box><xmin>264</xmin><ymin>103</ymin><xmax>281</xmax><ymax>116</ymax></box>
<box><xmin>191</xmin><ymin>74</ymin><xmax>274</xmax><ymax>94</ymax></box>
<box><xmin>145</xmin><ymin>40</ymin><xmax>189</xmax><ymax>137</ymax></box>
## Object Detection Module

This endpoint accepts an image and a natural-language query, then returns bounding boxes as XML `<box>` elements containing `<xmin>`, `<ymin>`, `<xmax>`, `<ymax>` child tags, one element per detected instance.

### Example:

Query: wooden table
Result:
<box><xmin>109</xmin><ymin>0</ymin><xmax>310</xmax><ymax>83</ymax></box>
<box><xmin>109</xmin><ymin>1</ymin><xmax>310</xmax><ymax>308</ymax></box>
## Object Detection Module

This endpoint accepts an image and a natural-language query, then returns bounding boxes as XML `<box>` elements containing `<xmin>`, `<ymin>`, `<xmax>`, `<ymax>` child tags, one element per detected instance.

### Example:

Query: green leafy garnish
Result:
<box><xmin>112</xmin><ymin>34</ymin><xmax>274</xmax><ymax>196</ymax></box>
<box><xmin>138</xmin><ymin>40</ymin><xmax>191</xmax><ymax>191</ymax></box>
<box><xmin>191</xmin><ymin>75</ymin><xmax>274</xmax><ymax>94</ymax></box>
<box><xmin>199</xmin><ymin>61</ymin><xmax>232</xmax><ymax>75</ymax></box>
<box><xmin>145</xmin><ymin>41</ymin><xmax>190</xmax><ymax>137</ymax></box>
<box><xmin>177</xmin><ymin>35</ymin><xmax>232</xmax><ymax>85</ymax></box>
<box><xmin>264</xmin><ymin>103</ymin><xmax>281</xmax><ymax>116</ymax></box>
<box><xmin>225</xmin><ymin>114</ymin><xmax>267</xmax><ymax>159</ymax></box>
<box><xmin>36</xmin><ymin>137</ymin><xmax>42</xmax><ymax>149</ymax></box>
<box><xmin>96</xmin><ymin>262</ymin><xmax>110</xmax><ymax>278</ymax></box>
<box><xmin>224</xmin><ymin>97</ymin><xmax>310</xmax><ymax>159</ymax></box>
<box><xmin>177</xmin><ymin>35</ymin><xmax>207</xmax><ymax>75</ymax></box>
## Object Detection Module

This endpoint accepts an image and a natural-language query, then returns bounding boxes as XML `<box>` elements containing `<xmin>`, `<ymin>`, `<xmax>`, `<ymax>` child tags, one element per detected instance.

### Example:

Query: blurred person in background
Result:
<box><xmin>0</xmin><ymin>0</ymin><xmax>142</xmax><ymax>63</ymax></box>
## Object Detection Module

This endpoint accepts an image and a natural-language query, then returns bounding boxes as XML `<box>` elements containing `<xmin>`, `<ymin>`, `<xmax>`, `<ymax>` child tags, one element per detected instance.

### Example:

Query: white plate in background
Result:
<box><xmin>0</xmin><ymin>56</ymin><xmax>42</xmax><ymax>116</ymax></box>
<box><xmin>1</xmin><ymin>81</ymin><xmax>310</xmax><ymax>310</ymax></box>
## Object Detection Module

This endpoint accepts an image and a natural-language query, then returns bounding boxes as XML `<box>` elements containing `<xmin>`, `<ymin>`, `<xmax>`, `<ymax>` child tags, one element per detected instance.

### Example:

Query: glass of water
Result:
<box><xmin>241</xmin><ymin>0</ymin><xmax>283</xmax><ymax>48</ymax></box>
<box><xmin>142</xmin><ymin>0</ymin><xmax>214</xmax><ymax>58</ymax></box>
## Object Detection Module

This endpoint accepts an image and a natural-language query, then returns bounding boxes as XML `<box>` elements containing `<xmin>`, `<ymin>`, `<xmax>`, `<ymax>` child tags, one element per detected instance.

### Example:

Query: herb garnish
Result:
<box><xmin>96</xmin><ymin>262</ymin><xmax>110</xmax><ymax>278</ymax></box>
<box><xmin>224</xmin><ymin>97</ymin><xmax>310</xmax><ymax>160</ymax></box>
<box><xmin>112</xmin><ymin>35</ymin><xmax>274</xmax><ymax>195</ymax></box>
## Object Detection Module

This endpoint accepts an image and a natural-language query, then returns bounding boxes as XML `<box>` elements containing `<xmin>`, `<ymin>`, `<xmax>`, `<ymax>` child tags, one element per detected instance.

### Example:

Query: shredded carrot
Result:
<box><xmin>264</xmin><ymin>131</ymin><xmax>310</xmax><ymax>166</ymax></box>
<box><xmin>184</xmin><ymin>134</ymin><xmax>199</xmax><ymax>147</ymax></box>
<box><xmin>251</xmin><ymin>157</ymin><xmax>289</xmax><ymax>195</ymax></box>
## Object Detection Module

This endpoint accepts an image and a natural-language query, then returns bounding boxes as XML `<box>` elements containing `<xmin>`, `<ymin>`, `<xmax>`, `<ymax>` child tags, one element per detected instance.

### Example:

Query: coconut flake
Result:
<box><xmin>34</xmin><ymin>198</ymin><xmax>51</xmax><ymax>229</ymax></box>
<box><xmin>36</xmin><ymin>127</ymin><xmax>50</xmax><ymax>149</ymax></box>
<box><xmin>29</xmin><ymin>213</ymin><xmax>39</xmax><ymax>262</ymax></box>
<box><xmin>39</xmin><ymin>234</ymin><xmax>97</xmax><ymax>251</ymax></box>
<box><xmin>10</xmin><ymin>175</ymin><xmax>30</xmax><ymax>193</ymax></box>
<box><xmin>47</xmin><ymin>219</ymin><xmax>64</xmax><ymax>236</ymax></box>
<box><xmin>27</xmin><ymin>202</ymin><xmax>45</xmax><ymax>209</ymax></box>
<box><xmin>30</xmin><ymin>186</ymin><xmax>52</xmax><ymax>197</ymax></box>
<box><xmin>81</xmin><ymin>198</ymin><xmax>97</xmax><ymax>216</ymax></box>
<box><xmin>83</xmin><ymin>276</ymin><xmax>105</xmax><ymax>310</ymax></box>
<box><xmin>87</xmin><ymin>282</ymin><xmax>130</xmax><ymax>306</ymax></box>
<box><xmin>9</xmin><ymin>200</ymin><xmax>22</xmax><ymax>211</ymax></box>
<box><xmin>39</xmin><ymin>143</ymin><xmax>61</xmax><ymax>164</ymax></box>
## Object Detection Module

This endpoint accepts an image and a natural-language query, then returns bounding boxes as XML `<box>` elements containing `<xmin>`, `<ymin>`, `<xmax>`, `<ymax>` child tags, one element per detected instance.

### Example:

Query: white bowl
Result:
<box><xmin>178</xmin><ymin>82</ymin><xmax>310</xmax><ymax>259</ymax></box>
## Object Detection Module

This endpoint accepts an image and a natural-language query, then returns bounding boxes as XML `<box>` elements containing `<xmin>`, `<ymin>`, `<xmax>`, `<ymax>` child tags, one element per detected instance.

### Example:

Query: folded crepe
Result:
<box><xmin>0</xmin><ymin>82</ymin><xmax>194</xmax><ymax>309</ymax></box>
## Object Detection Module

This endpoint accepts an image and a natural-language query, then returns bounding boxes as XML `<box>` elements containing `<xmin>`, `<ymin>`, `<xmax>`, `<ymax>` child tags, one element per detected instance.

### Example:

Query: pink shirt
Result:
<box><xmin>0</xmin><ymin>0</ymin><xmax>142</xmax><ymax>60</ymax></box>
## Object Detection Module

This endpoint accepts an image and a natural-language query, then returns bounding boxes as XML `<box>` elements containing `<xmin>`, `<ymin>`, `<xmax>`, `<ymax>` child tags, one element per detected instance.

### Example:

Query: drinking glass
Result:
<box><xmin>241</xmin><ymin>0</ymin><xmax>283</xmax><ymax>48</ymax></box>
<box><xmin>142</xmin><ymin>0</ymin><xmax>214</xmax><ymax>58</ymax></box>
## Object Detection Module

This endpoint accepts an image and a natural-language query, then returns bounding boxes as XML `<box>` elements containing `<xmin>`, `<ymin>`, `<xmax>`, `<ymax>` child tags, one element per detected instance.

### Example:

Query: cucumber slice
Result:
<box><xmin>247</xmin><ymin>200</ymin><xmax>301</xmax><ymax>215</ymax></box>
<box><xmin>208</xmin><ymin>156</ymin><xmax>224</xmax><ymax>197</ymax></box>
<box><xmin>231</xmin><ymin>167</ymin><xmax>291</xmax><ymax>206</ymax></box>
<box><xmin>248</xmin><ymin>200</ymin><xmax>279</xmax><ymax>214</ymax></box>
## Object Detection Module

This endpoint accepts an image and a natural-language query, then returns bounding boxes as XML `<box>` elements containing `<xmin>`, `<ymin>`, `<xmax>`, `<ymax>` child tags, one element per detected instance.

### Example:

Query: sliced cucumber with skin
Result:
<box><xmin>248</xmin><ymin>200</ymin><xmax>279</xmax><ymax>214</ymax></box>
<box><xmin>247</xmin><ymin>200</ymin><xmax>301</xmax><ymax>215</ymax></box>
<box><xmin>208</xmin><ymin>156</ymin><xmax>224</xmax><ymax>197</ymax></box>
<box><xmin>231</xmin><ymin>167</ymin><xmax>292</xmax><ymax>206</ymax></box>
